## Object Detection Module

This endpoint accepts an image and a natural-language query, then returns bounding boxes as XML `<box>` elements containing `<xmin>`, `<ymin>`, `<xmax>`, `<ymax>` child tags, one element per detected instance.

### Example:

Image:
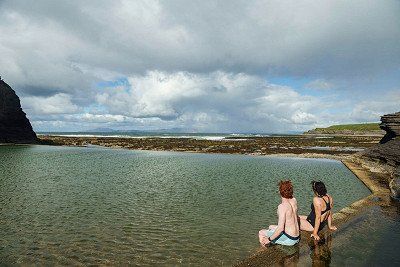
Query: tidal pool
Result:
<box><xmin>0</xmin><ymin>145</ymin><xmax>370</xmax><ymax>265</ymax></box>
<box><xmin>294</xmin><ymin>203</ymin><xmax>400</xmax><ymax>266</ymax></box>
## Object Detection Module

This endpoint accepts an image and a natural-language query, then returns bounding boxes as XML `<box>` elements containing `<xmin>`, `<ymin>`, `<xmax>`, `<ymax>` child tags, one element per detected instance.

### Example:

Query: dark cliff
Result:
<box><xmin>0</xmin><ymin>79</ymin><xmax>37</xmax><ymax>143</ymax></box>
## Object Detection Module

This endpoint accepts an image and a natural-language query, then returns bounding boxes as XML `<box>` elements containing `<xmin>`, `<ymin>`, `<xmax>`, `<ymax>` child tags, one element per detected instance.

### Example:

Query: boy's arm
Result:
<box><xmin>266</xmin><ymin>205</ymin><xmax>285</xmax><ymax>243</ymax></box>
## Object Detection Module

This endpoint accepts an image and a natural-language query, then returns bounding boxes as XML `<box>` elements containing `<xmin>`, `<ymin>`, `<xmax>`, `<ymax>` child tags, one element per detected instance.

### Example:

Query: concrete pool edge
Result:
<box><xmin>235</xmin><ymin>157</ymin><xmax>392</xmax><ymax>267</ymax></box>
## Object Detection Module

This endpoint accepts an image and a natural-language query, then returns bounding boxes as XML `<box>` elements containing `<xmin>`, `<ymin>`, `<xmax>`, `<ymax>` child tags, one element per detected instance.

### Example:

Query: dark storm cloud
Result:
<box><xmin>2</xmin><ymin>0</ymin><xmax>399</xmax><ymax>82</ymax></box>
<box><xmin>1</xmin><ymin>0</ymin><xmax>399</xmax><ymax>131</ymax></box>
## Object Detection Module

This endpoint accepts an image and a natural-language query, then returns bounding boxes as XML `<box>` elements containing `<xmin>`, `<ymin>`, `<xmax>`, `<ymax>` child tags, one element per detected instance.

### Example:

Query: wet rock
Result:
<box><xmin>390</xmin><ymin>167</ymin><xmax>400</xmax><ymax>199</ymax></box>
<box><xmin>390</xmin><ymin>179</ymin><xmax>400</xmax><ymax>199</ymax></box>
<box><xmin>0</xmin><ymin>79</ymin><xmax>37</xmax><ymax>143</ymax></box>
<box><xmin>370</xmin><ymin>196</ymin><xmax>382</xmax><ymax>203</ymax></box>
<box><xmin>359</xmin><ymin>112</ymin><xmax>400</xmax><ymax>168</ymax></box>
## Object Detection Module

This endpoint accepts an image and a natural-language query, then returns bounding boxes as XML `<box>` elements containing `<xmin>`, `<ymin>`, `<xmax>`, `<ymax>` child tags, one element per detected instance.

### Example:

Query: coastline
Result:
<box><xmin>37</xmin><ymin>134</ymin><xmax>380</xmax><ymax>158</ymax></box>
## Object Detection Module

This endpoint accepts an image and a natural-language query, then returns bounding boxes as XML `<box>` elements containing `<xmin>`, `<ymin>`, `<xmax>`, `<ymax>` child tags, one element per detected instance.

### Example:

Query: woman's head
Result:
<box><xmin>311</xmin><ymin>181</ymin><xmax>327</xmax><ymax>196</ymax></box>
<box><xmin>279</xmin><ymin>180</ymin><xmax>293</xmax><ymax>199</ymax></box>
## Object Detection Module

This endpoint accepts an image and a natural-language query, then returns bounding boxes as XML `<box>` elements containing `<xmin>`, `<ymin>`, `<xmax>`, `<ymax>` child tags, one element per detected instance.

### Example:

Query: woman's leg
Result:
<box><xmin>299</xmin><ymin>217</ymin><xmax>314</xmax><ymax>232</ymax></box>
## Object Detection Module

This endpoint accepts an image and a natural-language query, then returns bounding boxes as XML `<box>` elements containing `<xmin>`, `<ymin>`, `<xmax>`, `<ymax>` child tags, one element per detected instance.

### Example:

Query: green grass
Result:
<box><xmin>314</xmin><ymin>123</ymin><xmax>380</xmax><ymax>132</ymax></box>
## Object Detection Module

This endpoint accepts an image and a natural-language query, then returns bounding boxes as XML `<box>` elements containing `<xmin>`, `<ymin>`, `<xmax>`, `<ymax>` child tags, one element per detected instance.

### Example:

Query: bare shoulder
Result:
<box><xmin>313</xmin><ymin>196</ymin><xmax>321</xmax><ymax>205</ymax></box>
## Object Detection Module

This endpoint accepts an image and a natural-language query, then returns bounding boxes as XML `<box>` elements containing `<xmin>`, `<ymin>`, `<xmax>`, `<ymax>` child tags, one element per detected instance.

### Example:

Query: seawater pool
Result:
<box><xmin>0</xmin><ymin>145</ymin><xmax>370</xmax><ymax>265</ymax></box>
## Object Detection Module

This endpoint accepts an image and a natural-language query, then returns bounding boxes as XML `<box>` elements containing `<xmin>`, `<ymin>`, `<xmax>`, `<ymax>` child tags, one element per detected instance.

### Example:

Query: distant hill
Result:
<box><xmin>305</xmin><ymin>123</ymin><xmax>384</xmax><ymax>136</ymax></box>
<box><xmin>86</xmin><ymin>127</ymin><xmax>118</xmax><ymax>132</ymax></box>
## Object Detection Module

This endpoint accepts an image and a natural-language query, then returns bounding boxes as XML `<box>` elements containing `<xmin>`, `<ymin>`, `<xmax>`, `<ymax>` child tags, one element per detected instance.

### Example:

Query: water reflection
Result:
<box><xmin>275</xmin><ymin>245</ymin><xmax>300</xmax><ymax>266</ymax></box>
<box><xmin>274</xmin><ymin>233</ymin><xmax>333</xmax><ymax>267</ymax></box>
<box><xmin>308</xmin><ymin>233</ymin><xmax>332</xmax><ymax>267</ymax></box>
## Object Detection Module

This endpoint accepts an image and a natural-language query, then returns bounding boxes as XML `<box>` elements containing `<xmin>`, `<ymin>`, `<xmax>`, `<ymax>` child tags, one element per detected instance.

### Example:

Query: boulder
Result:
<box><xmin>0</xmin><ymin>79</ymin><xmax>37</xmax><ymax>143</ymax></box>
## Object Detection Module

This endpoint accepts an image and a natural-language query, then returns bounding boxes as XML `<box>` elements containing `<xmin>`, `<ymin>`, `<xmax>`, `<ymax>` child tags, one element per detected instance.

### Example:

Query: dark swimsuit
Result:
<box><xmin>306</xmin><ymin>196</ymin><xmax>331</xmax><ymax>232</ymax></box>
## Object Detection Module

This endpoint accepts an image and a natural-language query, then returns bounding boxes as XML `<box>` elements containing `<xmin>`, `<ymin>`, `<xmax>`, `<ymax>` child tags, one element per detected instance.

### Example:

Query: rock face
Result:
<box><xmin>0</xmin><ymin>79</ymin><xmax>37</xmax><ymax>143</ymax></box>
<box><xmin>380</xmin><ymin>112</ymin><xmax>400</xmax><ymax>144</ymax></box>
<box><xmin>359</xmin><ymin>112</ymin><xmax>400</xmax><ymax>199</ymax></box>
<box><xmin>360</xmin><ymin>112</ymin><xmax>400</xmax><ymax>167</ymax></box>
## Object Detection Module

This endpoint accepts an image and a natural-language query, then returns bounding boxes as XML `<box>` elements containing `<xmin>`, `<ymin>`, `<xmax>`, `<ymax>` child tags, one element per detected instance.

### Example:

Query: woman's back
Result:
<box><xmin>312</xmin><ymin>194</ymin><xmax>331</xmax><ymax>222</ymax></box>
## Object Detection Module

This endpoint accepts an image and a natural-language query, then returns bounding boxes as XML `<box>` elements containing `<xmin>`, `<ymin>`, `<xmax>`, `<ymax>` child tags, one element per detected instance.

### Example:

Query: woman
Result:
<box><xmin>259</xmin><ymin>180</ymin><xmax>300</xmax><ymax>246</ymax></box>
<box><xmin>299</xmin><ymin>181</ymin><xmax>337</xmax><ymax>240</ymax></box>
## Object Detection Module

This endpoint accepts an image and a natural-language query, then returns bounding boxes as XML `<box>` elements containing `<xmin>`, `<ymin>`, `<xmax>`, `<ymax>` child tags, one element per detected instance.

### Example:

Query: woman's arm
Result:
<box><xmin>311</xmin><ymin>198</ymin><xmax>321</xmax><ymax>240</ymax></box>
<box><xmin>327</xmin><ymin>195</ymin><xmax>337</xmax><ymax>230</ymax></box>
<box><xmin>266</xmin><ymin>204</ymin><xmax>286</xmax><ymax>244</ymax></box>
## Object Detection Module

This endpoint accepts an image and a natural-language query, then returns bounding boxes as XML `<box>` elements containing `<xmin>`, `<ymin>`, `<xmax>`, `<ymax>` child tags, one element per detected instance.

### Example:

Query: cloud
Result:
<box><xmin>1</xmin><ymin>1</ymin><xmax>399</xmax><ymax>132</ymax></box>
<box><xmin>1</xmin><ymin>0</ymin><xmax>399</xmax><ymax>93</ymax></box>
<box><xmin>78</xmin><ymin>113</ymin><xmax>128</xmax><ymax>123</ymax></box>
<box><xmin>94</xmin><ymin>71</ymin><xmax>321</xmax><ymax>132</ymax></box>
<box><xmin>21</xmin><ymin>93</ymin><xmax>79</xmax><ymax>115</ymax></box>
<box><xmin>305</xmin><ymin>79</ymin><xmax>334</xmax><ymax>90</ymax></box>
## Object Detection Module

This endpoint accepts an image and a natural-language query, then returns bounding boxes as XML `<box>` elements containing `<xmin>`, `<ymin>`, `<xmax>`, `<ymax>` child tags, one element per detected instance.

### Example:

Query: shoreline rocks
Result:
<box><xmin>380</xmin><ymin>112</ymin><xmax>400</xmax><ymax>144</ymax></box>
<box><xmin>357</xmin><ymin>111</ymin><xmax>400</xmax><ymax>199</ymax></box>
<box><xmin>0</xmin><ymin>79</ymin><xmax>37</xmax><ymax>143</ymax></box>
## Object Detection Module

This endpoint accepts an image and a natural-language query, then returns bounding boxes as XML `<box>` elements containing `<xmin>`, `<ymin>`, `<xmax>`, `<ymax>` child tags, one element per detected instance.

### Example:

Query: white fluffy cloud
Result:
<box><xmin>94</xmin><ymin>71</ymin><xmax>321</xmax><ymax>132</ymax></box>
<box><xmin>21</xmin><ymin>93</ymin><xmax>79</xmax><ymax>115</ymax></box>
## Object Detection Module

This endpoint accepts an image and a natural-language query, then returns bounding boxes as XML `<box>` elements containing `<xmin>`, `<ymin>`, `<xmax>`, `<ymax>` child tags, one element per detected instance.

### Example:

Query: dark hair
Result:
<box><xmin>311</xmin><ymin>181</ymin><xmax>327</xmax><ymax>196</ymax></box>
<box><xmin>279</xmin><ymin>180</ymin><xmax>293</xmax><ymax>199</ymax></box>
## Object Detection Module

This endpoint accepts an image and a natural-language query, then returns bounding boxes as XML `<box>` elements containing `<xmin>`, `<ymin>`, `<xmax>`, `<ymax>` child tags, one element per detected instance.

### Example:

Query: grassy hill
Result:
<box><xmin>305</xmin><ymin>123</ymin><xmax>383</xmax><ymax>135</ymax></box>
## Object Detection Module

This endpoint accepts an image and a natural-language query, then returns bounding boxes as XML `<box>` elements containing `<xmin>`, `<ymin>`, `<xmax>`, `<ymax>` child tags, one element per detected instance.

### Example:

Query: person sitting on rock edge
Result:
<box><xmin>259</xmin><ymin>180</ymin><xmax>300</xmax><ymax>246</ymax></box>
<box><xmin>299</xmin><ymin>181</ymin><xmax>337</xmax><ymax>240</ymax></box>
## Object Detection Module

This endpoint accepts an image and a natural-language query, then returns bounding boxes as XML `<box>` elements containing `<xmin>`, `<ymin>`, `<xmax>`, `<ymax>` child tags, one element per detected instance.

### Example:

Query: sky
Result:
<box><xmin>1</xmin><ymin>0</ymin><xmax>399</xmax><ymax>133</ymax></box>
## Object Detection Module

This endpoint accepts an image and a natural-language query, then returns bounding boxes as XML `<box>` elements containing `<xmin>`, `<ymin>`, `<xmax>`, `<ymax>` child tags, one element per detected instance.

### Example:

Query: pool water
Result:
<box><xmin>292</xmin><ymin>202</ymin><xmax>400</xmax><ymax>266</ymax></box>
<box><xmin>0</xmin><ymin>145</ymin><xmax>370</xmax><ymax>265</ymax></box>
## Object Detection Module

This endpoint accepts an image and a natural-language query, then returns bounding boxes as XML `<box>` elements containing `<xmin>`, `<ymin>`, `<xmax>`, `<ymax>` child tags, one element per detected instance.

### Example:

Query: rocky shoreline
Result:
<box><xmin>38</xmin><ymin>134</ymin><xmax>380</xmax><ymax>158</ymax></box>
